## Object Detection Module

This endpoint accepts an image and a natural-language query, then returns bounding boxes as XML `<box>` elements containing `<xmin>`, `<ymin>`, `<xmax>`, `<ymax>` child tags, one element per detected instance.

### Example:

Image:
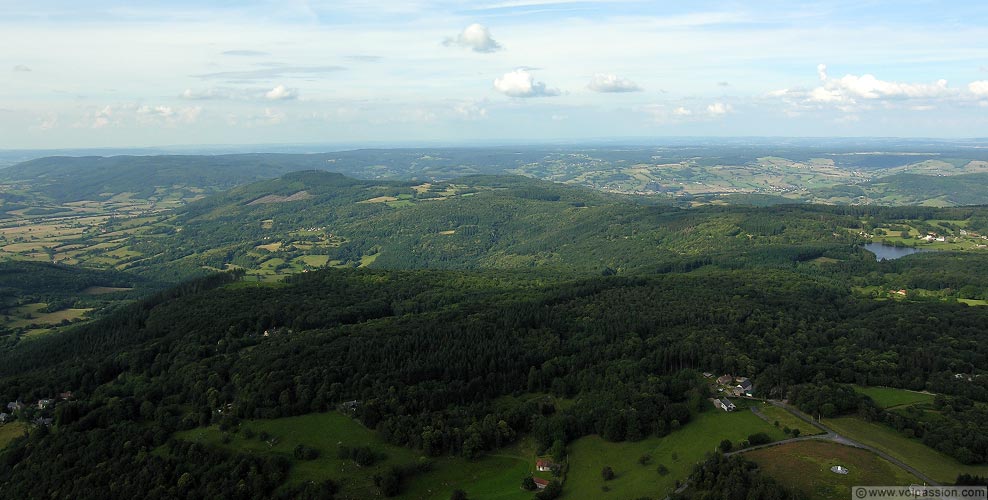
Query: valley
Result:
<box><xmin>0</xmin><ymin>146</ymin><xmax>987</xmax><ymax>500</ymax></box>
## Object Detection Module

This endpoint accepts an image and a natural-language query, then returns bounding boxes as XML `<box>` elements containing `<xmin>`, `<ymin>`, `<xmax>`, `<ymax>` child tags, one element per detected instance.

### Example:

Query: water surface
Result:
<box><xmin>863</xmin><ymin>242</ymin><xmax>929</xmax><ymax>261</ymax></box>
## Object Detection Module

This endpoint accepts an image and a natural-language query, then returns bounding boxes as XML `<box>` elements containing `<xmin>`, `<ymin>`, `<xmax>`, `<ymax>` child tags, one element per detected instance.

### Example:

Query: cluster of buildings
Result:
<box><xmin>704</xmin><ymin>373</ymin><xmax>755</xmax><ymax>412</ymax></box>
<box><xmin>533</xmin><ymin>459</ymin><xmax>559</xmax><ymax>489</ymax></box>
<box><xmin>1</xmin><ymin>392</ymin><xmax>72</xmax><ymax>427</ymax></box>
<box><xmin>713</xmin><ymin>374</ymin><xmax>754</xmax><ymax>397</ymax></box>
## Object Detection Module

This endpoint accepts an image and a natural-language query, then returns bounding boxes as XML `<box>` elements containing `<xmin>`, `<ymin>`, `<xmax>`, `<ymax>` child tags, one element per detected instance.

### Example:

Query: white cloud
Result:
<box><xmin>771</xmin><ymin>65</ymin><xmax>966</xmax><ymax>114</ymax></box>
<box><xmin>137</xmin><ymin>105</ymin><xmax>175</xmax><ymax>118</ymax></box>
<box><xmin>229</xmin><ymin>108</ymin><xmax>286</xmax><ymax>127</ymax></box>
<box><xmin>706</xmin><ymin>102</ymin><xmax>732</xmax><ymax>116</ymax></box>
<box><xmin>265</xmin><ymin>84</ymin><xmax>299</xmax><ymax>100</ymax></box>
<box><xmin>808</xmin><ymin>64</ymin><xmax>951</xmax><ymax>104</ymax></box>
<box><xmin>137</xmin><ymin>105</ymin><xmax>202</xmax><ymax>125</ymax></box>
<box><xmin>13</xmin><ymin>64</ymin><xmax>31</xmax><ymax>72</ymax></box>
<box><xmin>92</xmin><ymin>106</ymin><xmax>114</xmax><ymax>128</ymax></box>
<box><xmin>181</xmin><ymin>86</ymin><xmax>298</xmax><ymax>101</ymax></box>
<box><xmin>493</xmin><ymin>69</ymin><xmax>560</xmax><ymax>98</ymax></box>
<box><xmin>809</xmin><ymin>86</ymin><xmax>843</xmax><ymax>103</ymax></box>
<box><xmin>969</xmin><ymin>81</ymin><xmax>988</xmax><ymax>96</ymax></box>
<box><xmin>453</xmin><ymin>100</ymin><xmax>488</xmax><ymax>119</ymax></box>
<box><xmin>444</xmin><ymin>23</ymin><xmax>502</xmax><ymax>53</ymax></box>
<box><xmin>640</xmin><ymin>104</ymin><xmax>703</xmax><ymax>123</ymax></box>
<box><xmin>587</xmin><ymin>73</ymin><xmax>641</xmax><ymax>93</ymax></box>
<box><xmin>35</xmin><ymin>113</ymin><xmax>57</xmax><ymax>130</ymax></box>
<box><xmin>182</xmin><ymin>88</ymin><xmax>237</xmax><ymax>100</ymax></box>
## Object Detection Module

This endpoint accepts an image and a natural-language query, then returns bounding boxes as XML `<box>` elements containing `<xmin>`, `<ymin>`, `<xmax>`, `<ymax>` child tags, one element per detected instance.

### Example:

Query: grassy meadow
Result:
<box><xmin>851</xmin><ymin>385</ymin><xmax>935</xmax><ymax>409</ymax></box>
<box><xmin>0</xmin><ymin>422</ymin><xmax>28</xmax><ymax>450</ymax></box>
<box><xmin>757</xmin><ymin>403</ymin><xmax>824</xmax><ymax>436</ymax></box>
<box><xmin>747</xmin><ymin>440</ymin><xmax>920</xmax><ymax>500</ymax></box>
<box><xmin>562</xmin><ymin>409</ymin><xmax>785</xmax><ymax>499</ymax></box>
<box><xmin>174</xmin><ymin>412</ymin><xmax>536</xmax><ymax>500</ymax></box>
<box><xmin>823</xmin><ymin>417</ymin><xmax>988</xmax><ymax>484</ymax></box>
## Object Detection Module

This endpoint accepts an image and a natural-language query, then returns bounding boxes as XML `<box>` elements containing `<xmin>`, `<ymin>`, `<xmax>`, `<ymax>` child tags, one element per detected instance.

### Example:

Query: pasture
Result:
<box><xmin>757</xmin><ymin>403</ymin><xmax>823</xmax><ymax>436</ymax></box>
<box><xmin>851</xmin><ymin>385</ymin><xmax>935</xmax><ymax>409</ymax></box>
<box><xmin>747</xmin><ymin>440</ymin><xmax>920</xmax><ymax>500</ymax></box>
<box><xmin>563</xmin><ymin>409</ymin><xmax>785</xmax><ymax>499</ymax></box>
<box><xmin>174</xmin><ymin>412</ymin><xmax>534</xmax><ymax>500</ymax></box>
<box><xmin>3</xmin><ymin>303</ymin><xmax>90</xmax><ymax>329</ymax></box>
<box><xmin>0</xmin><ymin>422</ymin><xmax>28</xmax><ymax>450</ymax></box>
<box><xmin>824</xmin><ymin>417</ymin><xmax>988</xmax><ymax>484</ymax></box>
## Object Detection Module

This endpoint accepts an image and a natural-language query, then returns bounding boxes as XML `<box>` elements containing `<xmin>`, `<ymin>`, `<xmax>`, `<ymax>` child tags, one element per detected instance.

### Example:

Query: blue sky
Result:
<box><xmin>2</xmin><ymin>0</ymin><xmax>988</xmax><ymax>148</ymax></box>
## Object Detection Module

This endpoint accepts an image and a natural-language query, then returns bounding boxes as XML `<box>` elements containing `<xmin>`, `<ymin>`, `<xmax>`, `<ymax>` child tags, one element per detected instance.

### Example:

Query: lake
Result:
<box><xmin>863</xmin><ymin>242</ymin><xmax>929</xmax><ymax>261</ymax></box>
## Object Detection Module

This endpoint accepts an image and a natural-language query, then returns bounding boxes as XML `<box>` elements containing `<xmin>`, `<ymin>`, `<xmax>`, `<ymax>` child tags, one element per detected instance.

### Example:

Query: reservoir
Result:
<box><xmin>863</xmin><ymin>242</ymin><xmax>928</xmax><ymax>261</ymax></box>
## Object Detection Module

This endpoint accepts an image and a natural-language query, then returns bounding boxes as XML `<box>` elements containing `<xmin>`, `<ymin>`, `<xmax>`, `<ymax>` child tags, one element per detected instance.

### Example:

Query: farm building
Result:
<box><xmin>715</xmin><ymin>398</ymin><xmax>736</xmax><ymax>412</ymax></box>
<box><xmin>533</xmin><ymin>478</ymin><xmax>549</xmax><ymax>490</ymax></box>
<box><xmin>734</xmin><ymin>378</ymin><xmax>754</xmax><ymax>396</ymax></box>
<box><xmin>536</xmin><ymin>459</ymin><xmax>556</xmax><ymax>472</ymax></box>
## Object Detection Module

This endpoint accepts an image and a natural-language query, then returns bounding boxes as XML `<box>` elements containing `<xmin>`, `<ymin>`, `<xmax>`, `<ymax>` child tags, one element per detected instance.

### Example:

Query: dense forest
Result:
<box><xmin>0</xmin><ymin>263</ymin><xmax>986</xmax><ymax>496</ymax></box>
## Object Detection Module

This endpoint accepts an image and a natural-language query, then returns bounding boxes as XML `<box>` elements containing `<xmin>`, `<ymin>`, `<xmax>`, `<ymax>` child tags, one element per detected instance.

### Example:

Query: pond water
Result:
<box><xmin>863</xmin><ymin>242</ymin><xmax>929</xmax><ymax>261</ymax></box>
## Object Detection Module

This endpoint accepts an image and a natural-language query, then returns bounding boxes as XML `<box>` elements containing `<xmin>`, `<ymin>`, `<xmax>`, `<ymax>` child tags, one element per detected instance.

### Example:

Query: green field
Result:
<box><xmin>958</xmin><ymin>298</ymin><xmax>988</xmax><ymax>306</ymax></box>
<box><xmin>3</xmin><ymin>303</ymin><xmax>90</xmax><ymax>329</ymax></box>
<box><xmin>757</xmin><ymin>404</ymin><xmax>823</xmax><ymax>436</ymax></box>
<box><xmin>852</xmin><ymin>385</ymin><xmax>936</xmax><ymax>409</ymax></box>
<box><xmin>823</xmin><ymin>417</ymin><xmax>988</xmax><ymax>484</ymax></box>
<box><xmin>747</xmin><ymin>440</ymin><xmax>920</xmax><ymax>500</ymax></box>
<box><xmin>296</xmin><ymin>254</ymin><xmax>330</xmax><ymax>267</ymax></box>
<box><xmin>0</xmin><ymin>422</ymin><xmax>28</xmax><ymax>450</ymax></box>
<box><xmin>563</xmin><ymin>409</ymin><xmax>786</xmax><ymax>499</ymax></box>
<box><xmin>174</xmin><ymin>412</ymin><xmax>534</xmax><ymax>500</ymax></box>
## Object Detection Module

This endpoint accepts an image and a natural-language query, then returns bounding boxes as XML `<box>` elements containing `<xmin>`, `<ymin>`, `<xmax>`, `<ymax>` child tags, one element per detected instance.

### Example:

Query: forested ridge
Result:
<box><xmin>0</xmin><ymin>263</ymin><xmax>986</xmax><ymax>497</ymax></box>
<box><xmin>3</xmin><ymin>171</ymin><xmax>988</xmax><ymax>498</ymax></box>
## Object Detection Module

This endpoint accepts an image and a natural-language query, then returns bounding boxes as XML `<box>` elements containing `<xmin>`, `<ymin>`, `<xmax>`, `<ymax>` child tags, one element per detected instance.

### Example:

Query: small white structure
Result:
<box><xmin>831</xmin><ymin>465</ymin><xmax>849</xmax><ymax>475</ymax></box>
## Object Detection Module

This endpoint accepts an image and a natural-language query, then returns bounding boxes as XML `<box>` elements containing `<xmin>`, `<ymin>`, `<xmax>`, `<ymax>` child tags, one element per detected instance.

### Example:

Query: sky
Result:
<box><xmin>2</xmin><ymin>0</ymin><xmax>988</xmax><ymax>149</ymax></box>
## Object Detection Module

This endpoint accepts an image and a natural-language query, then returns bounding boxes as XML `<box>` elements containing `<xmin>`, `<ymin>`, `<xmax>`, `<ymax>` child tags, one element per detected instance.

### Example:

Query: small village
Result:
<box><xmin>705</xmin><ymin>372</ymin><xmax>755</xmax><ymax>413</ymax></box>
<box><xmin>1</xmin><ymin>391</ymin><xmax>72</xmax><ymax>429</ymax></box>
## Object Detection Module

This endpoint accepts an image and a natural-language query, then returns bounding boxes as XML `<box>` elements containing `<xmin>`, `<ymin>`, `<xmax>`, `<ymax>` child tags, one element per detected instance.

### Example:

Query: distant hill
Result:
<box><xmin>862</xmin><ymin>173</ymin><xmax>988</xmax><ymax>206</ymax></box>
<box><xmin>0</xmin><ymin>154</ymin><xmax>336</xmax><ymax>202</ymax></box>
<box><xmin>812</xmin><ymin>173</ymin><xmax>988</xmax><ymax>206</ymax></box>
<box><xmin>109</xmin><ymin>170</ymin><xmax>882</xmax><ymax>281</ymax></box>
<box><xmin>6</xmin><ymin>145</ymin><xmax>988</xmax><ymax>204</ymax></box>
